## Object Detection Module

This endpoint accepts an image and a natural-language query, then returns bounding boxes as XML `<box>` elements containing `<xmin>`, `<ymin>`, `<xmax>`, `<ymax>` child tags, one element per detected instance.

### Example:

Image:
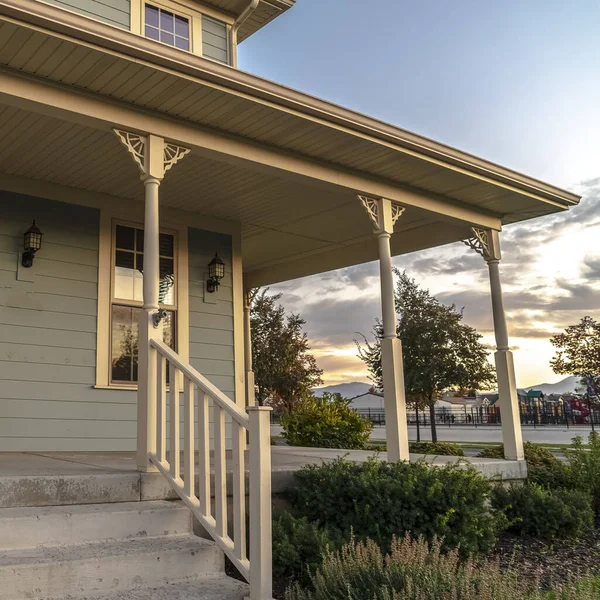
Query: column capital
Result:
<box><xmin>114</xmin><ymin>129</ymin><xmax>190</xmax><ymax>181</ymax></box>
<box><xmin>463</xmin><ymin>227</ymin><xmax>501</xmax><ymax>262</ymax></box>
<box><xmin>358</xmin><ymin>195</ymin><xmax>405</xmax><ymax>235</ymax></box>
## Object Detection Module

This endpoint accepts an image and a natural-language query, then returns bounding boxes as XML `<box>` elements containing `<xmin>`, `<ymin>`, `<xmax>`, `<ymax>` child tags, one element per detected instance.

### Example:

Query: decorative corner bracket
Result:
<box><xmin>463</xmin><ymin>227</ymin><xmax>501</xmax><ymax>262</ymax></box>
<box><xmin>114</xmin><ymin>129</ymin><xmax>146</xmax><ymax>174</ymax></box>
<box><xmin>358</xmin><ymin>194</ymin><xmax>405</xmax><ymax>235</ymax></box>
<box><xmin>164</xmin><ymin>142</ymin><xmax>191</xmax><ymax>175</ymax></box>
<box><xmin>114</xmin><ymin>129</ymin><xmax>190</xmax><ymax>179</ymax></box>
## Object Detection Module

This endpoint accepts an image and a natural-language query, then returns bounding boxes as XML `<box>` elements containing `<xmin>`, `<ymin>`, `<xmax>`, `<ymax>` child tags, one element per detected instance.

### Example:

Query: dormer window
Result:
<box><xmin>145</xmin><ymin>4</ymin><xmax>190</xmax><ymax>51</ymax></box>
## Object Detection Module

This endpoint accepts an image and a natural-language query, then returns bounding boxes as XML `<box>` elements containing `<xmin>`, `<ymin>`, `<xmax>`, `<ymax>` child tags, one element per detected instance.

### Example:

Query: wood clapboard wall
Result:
<box><xmin>0</xmin><ymin>193</ymin><xmax>236</xmax><ymax>451</ymax></box>
<box><xmin>42</xmin><ymin>0</ymin><xmax>131</xmax><ymax>29</ymax></box>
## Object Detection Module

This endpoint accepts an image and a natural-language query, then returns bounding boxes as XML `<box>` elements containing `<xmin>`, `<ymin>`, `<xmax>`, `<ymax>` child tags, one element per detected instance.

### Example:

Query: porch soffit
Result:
<box><xmin>0</xmin><ymin>5</ymin><xmax>580</xmax><ymax>225</ymax></box>
<box><xmin>0</xmin><ymin>105</ymin><xmax>461</xmax><ymax>285</ymax></box>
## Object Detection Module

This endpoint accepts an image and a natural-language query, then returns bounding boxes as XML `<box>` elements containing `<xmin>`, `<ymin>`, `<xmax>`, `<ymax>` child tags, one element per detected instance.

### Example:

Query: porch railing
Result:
<box><xmin>148</xmin><ymin>338</ymin><xmax>272</xmax><ymax>600</ymax></box>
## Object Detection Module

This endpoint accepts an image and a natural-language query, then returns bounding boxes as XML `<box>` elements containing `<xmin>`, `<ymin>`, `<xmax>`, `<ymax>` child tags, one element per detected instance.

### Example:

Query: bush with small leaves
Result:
<box><xmin>409</xmin><ymin>441</ymin><xmax>465</xmax><ymax>456</ymax></box>
<box><xmin>280</xmin><ymin>393</ymin><xmax>373</xmax><ymax>449</ymax></box>
<box><xmin>285</xmin><ymin>534</ymin><xmax>529</xmax><ymax>600</ymax></box>
<box><xmin>477</xmin><ymin>442</ymin><xmax>570</xmax><ymax>488</ymax></box>
<box><xmin>272</xmin><ymin>512</ymin><xmax>337</xmax><ymax>585</ymax></box>
<box><xmin>566</xmin><ymin>433</ymin><xmax>600</xmax><ymax>514</ymax></box>
<box><xmin>290</xmin><ymin>457</ymin><xmax>498</xmax><ymax>557</ymax></box>
<box><xmin>491</xmin><ymin>483</ymin><xmax>593</xmax><ymax>539</ymax></box>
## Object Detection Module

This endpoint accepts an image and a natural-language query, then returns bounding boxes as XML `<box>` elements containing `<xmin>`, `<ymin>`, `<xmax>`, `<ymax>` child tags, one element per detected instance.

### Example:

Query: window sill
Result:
<box><xmin>94</xmin><ymin>384</ymin><xmax>138</xmax><ymax>391</ymax></box>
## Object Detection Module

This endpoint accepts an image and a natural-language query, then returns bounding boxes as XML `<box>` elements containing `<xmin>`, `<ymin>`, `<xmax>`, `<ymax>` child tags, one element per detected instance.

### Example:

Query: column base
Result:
<box><xmin>381</xmin><ymin>337</ymin><xmax>410</xmax><ymax>462</ymax></box>
<box><xmin>495</xmin><ymin>349</ymin><xmax>524</xmax><ymax>461</ymax></box>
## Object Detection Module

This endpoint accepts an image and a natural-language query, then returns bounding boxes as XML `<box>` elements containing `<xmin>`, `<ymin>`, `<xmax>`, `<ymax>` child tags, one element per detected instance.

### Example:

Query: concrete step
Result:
<box><xmin>42</xmin><ymin>575</ymin><xmax>248</xmax><ymax>600</ymax></box>
<box><xmin>0</xmin><ymin>534</ymin><xmax>223</xmax><ymax>599</ymax></box>
<box><xmin>0</xmin><ymin>501</ymin><xmax>192</xmax><ymax>550</ymax></box>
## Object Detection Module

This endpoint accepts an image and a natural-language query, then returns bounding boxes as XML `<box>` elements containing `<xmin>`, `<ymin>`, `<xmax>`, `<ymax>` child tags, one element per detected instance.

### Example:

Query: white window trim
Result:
<box><xmin>95</xmin><ymin>209</ymin><xmax>190</xmax><ymax>389</ymax></box>
<box><xmin>131</xmin><ymin>0</ymin><xmax>233</xmax><ymax>64</ymax></box>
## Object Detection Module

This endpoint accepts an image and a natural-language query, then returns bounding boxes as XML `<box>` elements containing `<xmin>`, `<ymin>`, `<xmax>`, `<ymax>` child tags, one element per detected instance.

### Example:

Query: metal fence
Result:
<box><xmin>354</xmin><ymin>403</ymin><xmax>600</xmax><ymax>428</ymax></box>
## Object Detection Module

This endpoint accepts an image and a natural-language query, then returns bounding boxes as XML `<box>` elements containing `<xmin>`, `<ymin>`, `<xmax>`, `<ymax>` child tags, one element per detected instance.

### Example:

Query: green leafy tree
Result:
<box><xmin>551</xmin><ymin>316</ymin><xmax>600</xmax><ymax>431</ymax></box>
<box><xmin>251</xmin><ymin>290</ymin><xmax>323</xmax><ymax>409</ymax></box>
<box><xmin>357</xmin><ymin>271</ymin><xmax>496</xmax><ymax>442</ymax></box>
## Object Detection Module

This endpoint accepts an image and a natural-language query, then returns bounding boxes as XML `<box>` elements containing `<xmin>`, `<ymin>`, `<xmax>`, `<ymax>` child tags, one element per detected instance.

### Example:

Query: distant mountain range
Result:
<box><xmin>315</xmin><ymin>376</ymin><xmax>582</xmax><ymax>399</ymax></box>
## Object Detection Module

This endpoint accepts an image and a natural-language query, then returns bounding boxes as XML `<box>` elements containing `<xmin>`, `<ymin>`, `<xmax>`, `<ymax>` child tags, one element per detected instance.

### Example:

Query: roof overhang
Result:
<box><xmin>0</xmin><ymin>1</ymin><xmax>581</xmax><ymax>287</ymax></box>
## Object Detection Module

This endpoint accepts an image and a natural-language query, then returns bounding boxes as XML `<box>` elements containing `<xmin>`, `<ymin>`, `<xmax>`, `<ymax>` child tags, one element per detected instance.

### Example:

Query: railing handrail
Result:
<box><xmin>150</xmin><ymin>338</ymin><xmax>250</xmax><ymax>427</ymax></box>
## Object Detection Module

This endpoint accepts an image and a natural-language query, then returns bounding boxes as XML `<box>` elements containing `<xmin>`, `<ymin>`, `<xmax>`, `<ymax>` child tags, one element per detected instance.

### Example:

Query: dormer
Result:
<box><xmin>39</xmin><ymin>0</ymin><xmax>294</xmax><ymax>66</ymax></box>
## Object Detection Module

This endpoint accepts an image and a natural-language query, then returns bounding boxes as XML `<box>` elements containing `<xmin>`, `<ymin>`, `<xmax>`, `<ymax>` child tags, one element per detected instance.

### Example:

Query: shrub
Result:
<box><xmin>280</xmin><ymin>394</ymin><xmax>373</xmax><ymax>449</ymax></box>
<box><xmin>290</xmin><ymin>457</ymin><xmax>498</xmax><ymax>556</ymax></box>
<box><xmin>285</xmin><ymin>534</ymin><xmax>527</xmax><ymax>600</ymax></box>
<box><xmin>410</xmin><ymin>441</ymin><xmax>465</xmax><ymax>456</ymax></box>
<box><xmin>272</xmin><ymin>512</ymin><xmax>337</xmax><ymax>585</ymax></box>
<box><xmin>566</xmin><ymin>433</ymin><xmax>600</xmax><ymax>514</ymax></box>
<box><xmin>478</xmin><ymin>442</ymin><xmax>570</xmax><ymax>488</ymax></box>
<box><xmin>491</xmin><ymin>483</ymin><xmax>593</xmax><ymax>539</ymax></box>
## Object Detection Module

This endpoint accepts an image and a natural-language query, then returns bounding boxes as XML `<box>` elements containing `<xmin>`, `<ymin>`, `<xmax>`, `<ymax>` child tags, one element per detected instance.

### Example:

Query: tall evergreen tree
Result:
<box><xmin>251</xmin><ymin>290</ymin><xmax>323</xmax><ymax>410</ymax></box>
<box><xmin>358</xmin><ymin>271</ymin><xmax>496</xmax><ymax>442</ymax></box>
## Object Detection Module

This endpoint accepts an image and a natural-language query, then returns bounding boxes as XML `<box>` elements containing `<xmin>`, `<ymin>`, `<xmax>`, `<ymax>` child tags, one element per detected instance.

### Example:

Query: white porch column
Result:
<box><xmin>243</xmin><ymin>288</ymin><xmax>256</xmax><ymax>407</ymax></box>
<box><xmin>358</xmin><ymin>195</ymin><xmax>409</xmax><ymax>462</ymax></box>
<box><xmin>115</xmin><ymin>130</ymin><xmax>190</xmax><ymax>472</ymax></box>
<box><xmin>464</xmin><ymin>228</ymin><xmax>524</xmax><ymax>461</ymax></box>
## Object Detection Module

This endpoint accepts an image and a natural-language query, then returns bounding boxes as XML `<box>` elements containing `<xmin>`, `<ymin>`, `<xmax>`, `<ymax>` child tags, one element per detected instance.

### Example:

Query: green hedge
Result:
<box><xmin>409</xmin><ymin>441</ymin><xmax>465</xmax><ymax>456</ymax></box>
<box><xmin>478</xmin><ymin>442</ymin><xmax>570</xmax><ymax>488</ymax></box>
<box><xmin>492</xmin><ymin>483</ymin><xmax>593</xmax><ymax>539</ymax></box>
<box><xmin>290</xmin><ymin>457</ymin><xmax>498</xmax><ymax>556</ymax></box>
<box><xmin>280</xmin><ymin>395</ymin><xmax>372</xmax><ymax>449</ymax></box>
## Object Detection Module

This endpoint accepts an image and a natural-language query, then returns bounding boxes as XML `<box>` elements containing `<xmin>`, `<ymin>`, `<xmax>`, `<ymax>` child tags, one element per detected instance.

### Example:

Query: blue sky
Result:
<box><xmin>237</xmin><ymin>0</ymin><xmax>600</xmax><ymax>387</ymax></box>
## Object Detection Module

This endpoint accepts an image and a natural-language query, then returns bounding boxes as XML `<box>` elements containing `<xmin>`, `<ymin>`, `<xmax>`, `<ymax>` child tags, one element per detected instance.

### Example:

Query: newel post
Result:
<box><xmin>114</xmin><ymin>130</ymin><xmax>190</xmax><ymax>472</ymax></box>
<box><xmin>358</xmin><ymin>195</ymin><xmax>410</xmax><ymax>462</ymax></box>
<box><xmin>464</xmin><ymin>228</ymin><xmax>524</xmax><ymax>461</ymax></box>
<box><xmin>248</xmin><ymin>405</ymin><xmax>273</xmax><ymax>600</ymax></box>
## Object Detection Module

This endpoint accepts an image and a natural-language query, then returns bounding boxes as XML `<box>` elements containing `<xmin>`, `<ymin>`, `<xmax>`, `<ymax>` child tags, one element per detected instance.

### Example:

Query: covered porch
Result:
<box><xmin>0</xmin><ymin>3</ymin><xmax>580</xmax><ymax>596</ymax></box>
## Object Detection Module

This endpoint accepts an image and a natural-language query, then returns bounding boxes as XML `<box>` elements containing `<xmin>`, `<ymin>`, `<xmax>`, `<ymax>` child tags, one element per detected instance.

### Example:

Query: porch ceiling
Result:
<box><xmin>0</xmin><ymin>104</ymin><xmax>467</xmax><ymax>285</ymax></box>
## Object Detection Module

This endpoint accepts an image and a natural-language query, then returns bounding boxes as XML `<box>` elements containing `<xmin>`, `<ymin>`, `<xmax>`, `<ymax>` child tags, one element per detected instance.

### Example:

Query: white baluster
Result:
<box><xmin>156</xmin><ymin>355</ymin><xmax>167</xmax><ymax>463</ymax></box>
<box><xmin>184</xmin><ymin>377</ymin><xmax>195</xmax><ymax>497</ymax></box>
<box><xmin>169</xmin><ymin>363</ymin><xmax>180</xmax><ymax>481</ymax></box>
<box><xmin>198</xmin><ymin>391</ymin><xmax>211</xmax><ymax>517</ymax></box>
<box><xmin>232</xmin><ymin>420</ymin><xmax>247</xmax><ymax>561</ymax></box>
<box><xmin>214</xmin><ymin>405</ymin><xmax>227</xmax><ymax>539</ymax></box>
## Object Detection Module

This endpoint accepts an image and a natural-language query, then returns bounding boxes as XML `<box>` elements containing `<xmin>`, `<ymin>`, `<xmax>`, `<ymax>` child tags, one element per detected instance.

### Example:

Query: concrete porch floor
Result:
<box><xmin>0</xmin><ymin>448</ymin><xmax>526</xmax><ymax>508</ymax></box>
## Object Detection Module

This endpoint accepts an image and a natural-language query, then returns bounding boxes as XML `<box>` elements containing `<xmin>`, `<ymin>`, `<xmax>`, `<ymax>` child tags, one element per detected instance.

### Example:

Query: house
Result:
<box><xmin>0</xmin><ymin>0</ymin><xmax>581</xmax><ymax>597</ymax></box>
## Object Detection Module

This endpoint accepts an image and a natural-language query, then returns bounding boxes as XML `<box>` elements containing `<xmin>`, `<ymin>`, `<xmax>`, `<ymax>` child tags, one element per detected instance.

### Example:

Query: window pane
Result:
<box><xmin>145</xmin><ymin>4</ymin><xmax>159</xmax><ymax>27</ymax></box>
<box><xmin>159</xmin><ymin>233</ymin><xmax>174</xmax><ymax>257</ymax></box>
<box><xmin>145</xmin><ymin>26</ymin><xmax>160</xmax><ymax>41</ymax></box>
<box><xmin>114</xmin><ymin>251</ymin><xmax>142</xmax><ymax>301</ymax></box>
<box><xmin>111</xmin><ymin>306</ymin><xmax>139</xmax><ymax>383</ymax></box>
<box><xmin>175</xmin><ymin>15</ymin><xmax>189</xmax><ymax>38</ymax></box>
<box><xmin>160</xmin><ymin>9</ymin><xmax>174</xmax><ymax>32</ymax></box>
<box><xmin>175</xmin><ymin>37</ymin><xmax>189</xmax><ymax>51</ymax></box>
<box><xmin>159</xmin><ymin>257</ymin><xmax>175</xmax><ymax>305</ymax></box>
<box><xmin>160</xmin><ymin>31</ymin><xmax>174</xmax><ymax>46</ymax></box>
<box><xmin>111</xmin><ymin>306</ymin><xmax>175</xmax><ymax>383</ymax></box>
<box><xmin>136</xmin><ymin>229</ymin><xmax>145</xmax><ymax>252</ymax></box>
<box><xmin>116</xmin><ymin>225</ymin><xmax>135</xmax><ymax>250</ymax></box>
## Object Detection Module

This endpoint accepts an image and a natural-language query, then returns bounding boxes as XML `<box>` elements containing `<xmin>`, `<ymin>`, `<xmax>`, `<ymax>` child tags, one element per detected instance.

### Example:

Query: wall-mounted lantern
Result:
<box><xmin>22</xmin><ymin>220</ymin><xmax>43</xmax><ymax>268</ymax></box>
<box><xmin>207</xmin><ymin>253</ymin><xmax>225</xmax><ymax>293</ymax></box>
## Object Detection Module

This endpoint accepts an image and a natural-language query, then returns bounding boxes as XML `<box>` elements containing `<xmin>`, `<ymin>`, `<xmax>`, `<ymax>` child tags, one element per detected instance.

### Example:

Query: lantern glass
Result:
<box><xmin>24</xmin><ymin>221</ymin><xmax>43</xmax><ymax>252</ymax></box>
<box><xmin>209</xmin><ymin>254</ymin><xmax>225</xmax><ymax>280</ymax></box>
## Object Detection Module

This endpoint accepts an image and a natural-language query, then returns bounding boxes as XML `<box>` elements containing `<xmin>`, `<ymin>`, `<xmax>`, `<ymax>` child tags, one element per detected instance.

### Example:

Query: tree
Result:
<box><xmin>357</xmin><ymin>271</ymin><xmax>496</xmax><ymax>442</ymax></box>
<box><xmin>551</xmin><ymin>316</ymin><xmax>600</xmax><ymax>432</ymax></box>
<box><xmin>251</xmin><ymin>290</ymin><xmax>323</xmax><ymax>409</ymax></box>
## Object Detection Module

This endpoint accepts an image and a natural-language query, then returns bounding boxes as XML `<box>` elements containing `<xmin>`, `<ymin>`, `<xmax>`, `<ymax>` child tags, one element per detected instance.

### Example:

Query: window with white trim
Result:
<box><xmin>144</xmin><ymin>3</ymin><xmax>191</xmax><ymax>51</ymax></box>
<box><xmin>110</xmin><ymin>222</ymin><xmax>177</xmax><ymax>384</ymax></box>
